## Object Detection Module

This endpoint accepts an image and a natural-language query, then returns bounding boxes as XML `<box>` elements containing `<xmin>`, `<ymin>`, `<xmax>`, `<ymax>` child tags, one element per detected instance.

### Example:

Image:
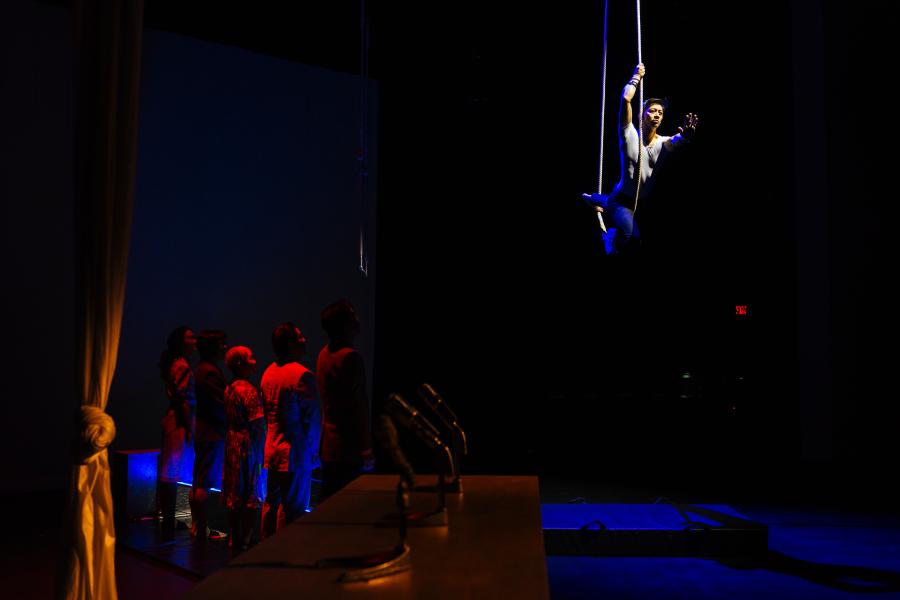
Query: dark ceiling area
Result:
<box><xmin>45</xmin><ymin>0</ymin><xmax>366</xmax><ymax>74</ymax></box>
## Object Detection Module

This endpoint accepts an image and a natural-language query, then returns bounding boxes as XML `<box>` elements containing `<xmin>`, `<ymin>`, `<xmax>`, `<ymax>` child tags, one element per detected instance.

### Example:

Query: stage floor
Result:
<box><xmin>120</xmin><ymin>482</ymin><xmax>234</xmax><ymax>577</ymax></box>
<box><xmin>117</xmin><ymin>478</ymin><xmax>900</xmax><ymax>599</ymax></box>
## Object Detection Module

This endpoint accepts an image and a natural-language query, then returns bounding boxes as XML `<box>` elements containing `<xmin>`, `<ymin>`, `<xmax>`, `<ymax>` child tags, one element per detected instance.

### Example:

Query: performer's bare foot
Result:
<box><xmin>581</xmin><ymin>193</ymin><xmax>605</xmax><ymax>212</ymax></box>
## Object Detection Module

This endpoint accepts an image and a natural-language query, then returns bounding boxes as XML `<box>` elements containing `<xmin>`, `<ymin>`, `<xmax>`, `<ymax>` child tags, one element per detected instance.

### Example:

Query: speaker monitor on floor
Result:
<box><xmin>111</xmin><ymin>449</ymin><xmax>160</xmax><ymax>531</ymax></box>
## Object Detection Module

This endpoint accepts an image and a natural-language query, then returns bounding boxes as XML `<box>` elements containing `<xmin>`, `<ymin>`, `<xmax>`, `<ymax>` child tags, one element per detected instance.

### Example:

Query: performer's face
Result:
<box><xmin>643</xmin><ymin>104</ymin><xmax>664</xmax><ymax>128</ymax></box>
<box><xmin>292</xmin><ymin>327</ymin><xmax>307</xmax><ymax>358</ymax></box>
<box><xmin>183</xmin><ymin>329</ymin><xmax>198</xmax><ymax>355</ymax></box>
<box><xmin>348</xmin><ymin>309</ymin><xmax>361</xmax><ymax>337</ymax></box>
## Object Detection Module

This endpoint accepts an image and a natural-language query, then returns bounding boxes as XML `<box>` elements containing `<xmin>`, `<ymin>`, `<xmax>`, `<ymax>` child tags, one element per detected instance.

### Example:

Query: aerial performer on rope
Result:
<box><xmin>583</xmin><ymin>2</ymin><xmax>699</xmax><ymax>255</ymax></box>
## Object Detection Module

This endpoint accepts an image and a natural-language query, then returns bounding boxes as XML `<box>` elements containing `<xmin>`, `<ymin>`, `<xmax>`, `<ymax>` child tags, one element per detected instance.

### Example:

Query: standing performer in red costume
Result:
<box><xmin>157</xmin><ymin>326</ymin><xmax>197</xmax><ymax>536</ymax></box>
<box><xmin>222</xmin><ymin>345</ymin><xmax>266</xmax><ymax>554</ymax></box>
<box><xmin>316</xmin><ymin>300</ymin><xmax>374</xmax><ymax>504</ymax></box>
<box><xmin>260</xmin><ymin>322</ymin><xmax>321</xmax><ymax>537</ymax></box>
<box><xmin>191</xmin><ymin>329</ymin><xmax>228</xmax><ymax>541</ymax></box>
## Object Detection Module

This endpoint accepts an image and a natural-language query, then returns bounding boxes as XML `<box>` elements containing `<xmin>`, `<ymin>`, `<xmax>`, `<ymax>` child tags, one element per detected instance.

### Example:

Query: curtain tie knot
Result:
<box><xmin>76</xmin><ymin>405</ymin><xmax>116</xmax><ymax>464</ymax></box>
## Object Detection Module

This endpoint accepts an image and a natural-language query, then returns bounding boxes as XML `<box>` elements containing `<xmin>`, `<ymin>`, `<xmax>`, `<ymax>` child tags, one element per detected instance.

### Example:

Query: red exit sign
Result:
<box><xmin>735</xmin><ymin>305</ymin><xmax>749</xmax><ymax>316</ymax></box>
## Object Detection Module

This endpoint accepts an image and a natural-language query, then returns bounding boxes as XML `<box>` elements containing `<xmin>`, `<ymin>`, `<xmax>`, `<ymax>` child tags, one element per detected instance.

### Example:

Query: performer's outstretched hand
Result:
<box><xmin>678</xmin><ymin>112</ymin><xmax>699</xmax><ymax>139</ymax></box>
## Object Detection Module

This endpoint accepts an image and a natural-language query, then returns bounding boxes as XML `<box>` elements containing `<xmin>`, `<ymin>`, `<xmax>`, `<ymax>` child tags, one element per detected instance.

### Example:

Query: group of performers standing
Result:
<box><xmin>156</xmin><ymin>299</ymin><xmax>372</xmax><ymax>554</ymax></box>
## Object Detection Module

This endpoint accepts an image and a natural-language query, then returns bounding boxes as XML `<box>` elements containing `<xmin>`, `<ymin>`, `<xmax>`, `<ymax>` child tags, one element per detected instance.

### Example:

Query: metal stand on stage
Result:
<box><xmin>333</xmin><ymin>480</ymin><xmax>412</xmax><ymax>583</ymax></box>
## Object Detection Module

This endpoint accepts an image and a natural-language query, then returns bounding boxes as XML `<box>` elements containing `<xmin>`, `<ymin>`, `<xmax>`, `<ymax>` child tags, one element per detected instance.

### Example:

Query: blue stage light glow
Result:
<box><xmin>175</xmin><ymin>481</ymin><xmax>220</xmax><ymax>492</ymax></box>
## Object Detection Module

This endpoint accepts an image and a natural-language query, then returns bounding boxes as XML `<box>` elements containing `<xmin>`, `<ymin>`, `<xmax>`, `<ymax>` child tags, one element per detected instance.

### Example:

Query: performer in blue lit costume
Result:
<box><xmin>585</xmin><ymin>63</ymin><xmax>698</xmax><ymax>255</ymax></box>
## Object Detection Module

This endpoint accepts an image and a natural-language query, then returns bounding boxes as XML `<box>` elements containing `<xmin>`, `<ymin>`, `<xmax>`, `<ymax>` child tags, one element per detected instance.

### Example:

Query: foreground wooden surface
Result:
<box><xmin>181</xmin><ymin>475</ymin><xmax>549</xmax><ymax>599</ymax></box>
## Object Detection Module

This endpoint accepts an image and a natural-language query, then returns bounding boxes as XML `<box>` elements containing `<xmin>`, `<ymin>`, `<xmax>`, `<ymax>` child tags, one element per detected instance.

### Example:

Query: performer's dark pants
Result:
<box><xmin>606</xmin><ymin>198</ymin><xmax>641</xmax><ymax>255</ymax></box>
<box><xmin>262</xmin><ymin>468</ymin><xmax>311</xmax><ymax>539</ymax></box>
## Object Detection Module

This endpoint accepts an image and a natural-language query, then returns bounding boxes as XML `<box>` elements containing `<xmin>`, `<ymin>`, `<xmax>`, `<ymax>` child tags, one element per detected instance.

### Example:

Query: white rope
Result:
<box><xmin>594</xmin><ymin>0</ymin><xmax>644</xmax><ymax>233</ymax></box>
<box><xmin>634</xmin><ymin>0</ymin><xmax>644</xmax><ymax>216</ymax></box>
<box><xmin>597</xmin><ymin>0</ymin><xmax>609</xmax><ymax>194</ymax></box>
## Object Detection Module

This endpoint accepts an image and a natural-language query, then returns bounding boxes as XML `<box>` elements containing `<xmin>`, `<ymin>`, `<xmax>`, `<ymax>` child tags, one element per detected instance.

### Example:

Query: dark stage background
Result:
<box><xmin>2</xmin><ymin>0</ymin><xmax>896</xmax><ymax>496</ymax></box>
<box><xmin>371</xmin><ymin>1</ymin><xmax>797</xmax><ymax>477</ymax></box>
<box><xmin>369</xmin><ymin>0</ymin><xmax>897</xmax><ymax>489</ymax></box>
